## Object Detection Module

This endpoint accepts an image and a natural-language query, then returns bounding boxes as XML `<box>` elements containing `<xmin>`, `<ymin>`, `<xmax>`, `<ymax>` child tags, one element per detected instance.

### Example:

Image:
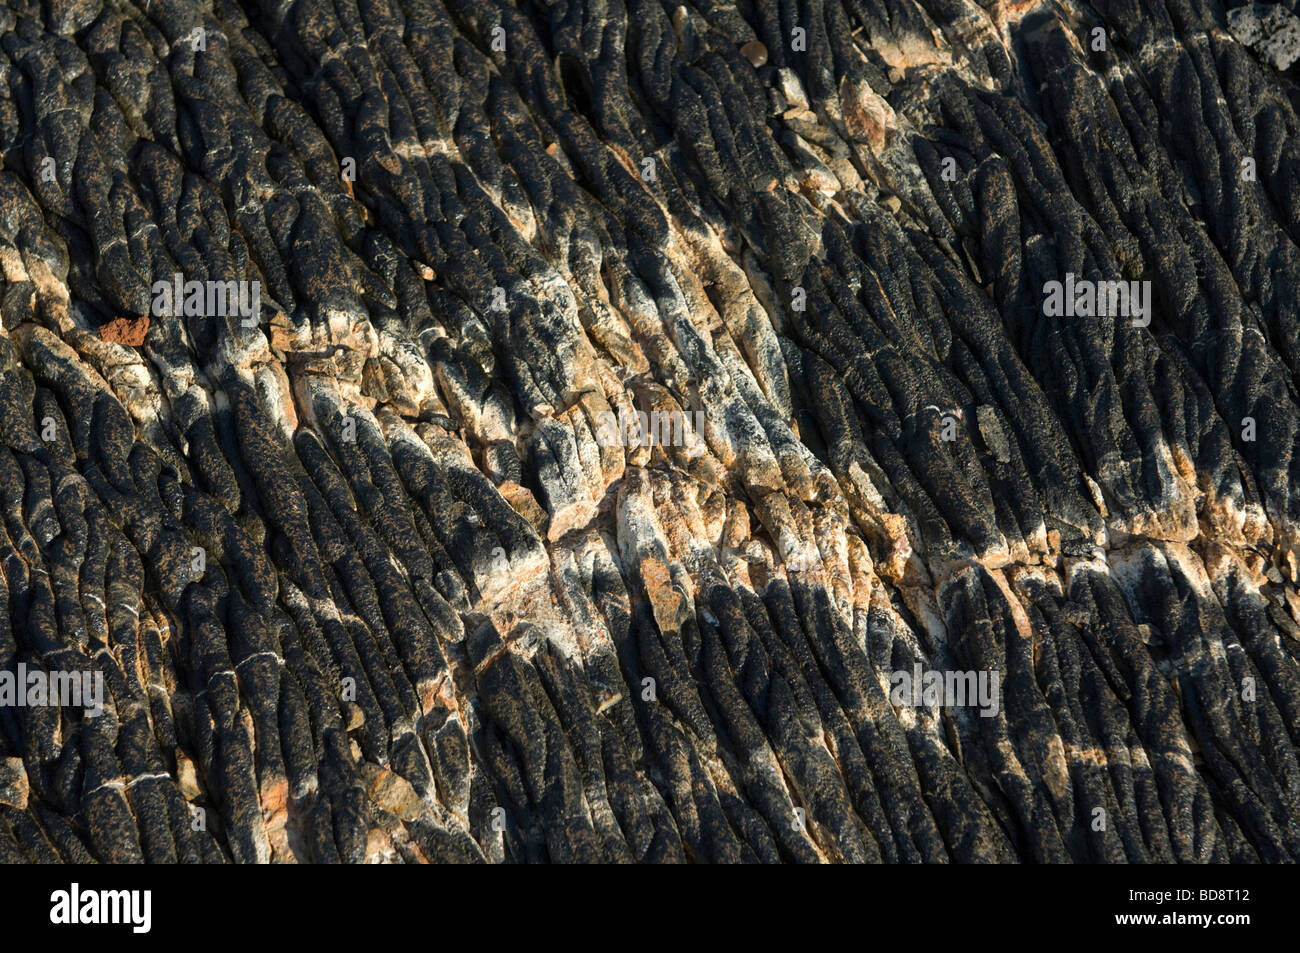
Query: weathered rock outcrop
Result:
<box><xmin>0</xmin><ymin>0</ymin><xmax>1298</xmax><ymax>863</ymax></box>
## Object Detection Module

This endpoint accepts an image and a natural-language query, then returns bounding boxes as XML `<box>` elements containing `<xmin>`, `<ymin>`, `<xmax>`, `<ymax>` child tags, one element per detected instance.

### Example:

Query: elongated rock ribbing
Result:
<box><xmin>0</xmin><ymin>0</ymin><xmax>1297</xmax><ymax>863</ymax></box>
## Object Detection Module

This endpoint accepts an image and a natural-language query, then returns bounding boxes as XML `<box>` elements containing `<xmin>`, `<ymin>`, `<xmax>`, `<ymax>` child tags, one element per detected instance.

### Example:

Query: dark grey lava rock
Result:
<box><xmin>0</xmin><ymin>0</ymin><xmax>1297</xmax><ymax>865</ymax></box>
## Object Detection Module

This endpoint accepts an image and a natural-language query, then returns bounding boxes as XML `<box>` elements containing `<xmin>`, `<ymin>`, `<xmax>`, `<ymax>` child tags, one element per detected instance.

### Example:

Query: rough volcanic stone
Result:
<box><xmin>0</xmin><ymin>0</ymin><xmax>1295</xmax><ymax>866</ymax></box>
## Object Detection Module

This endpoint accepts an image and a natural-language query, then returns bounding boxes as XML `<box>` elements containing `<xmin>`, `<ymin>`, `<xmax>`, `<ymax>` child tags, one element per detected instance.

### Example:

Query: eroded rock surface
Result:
<box><xmin>1229</xmin><ymin>3</ymin><xmax>1300</xmax><ymax>70</ymax></box>
<box><xmin>0</xmin><ymin>0</ymin><xmax>1298</xmax><ymax>863</ymax></box>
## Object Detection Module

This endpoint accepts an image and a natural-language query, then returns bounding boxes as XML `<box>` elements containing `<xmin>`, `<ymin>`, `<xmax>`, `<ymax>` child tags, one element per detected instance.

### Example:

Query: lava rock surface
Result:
<box><xmin>0</xmin><ymin>0</ymin><xmax>1298</xmax><ymax>863</ymax></box>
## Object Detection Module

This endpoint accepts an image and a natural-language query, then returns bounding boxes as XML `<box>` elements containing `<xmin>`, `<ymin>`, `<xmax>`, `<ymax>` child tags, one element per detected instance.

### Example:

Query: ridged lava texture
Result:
<box><xmin>0</xmin><ymin>0</ymin><xmax>1299</xmax><ymax>863</ymax></box>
